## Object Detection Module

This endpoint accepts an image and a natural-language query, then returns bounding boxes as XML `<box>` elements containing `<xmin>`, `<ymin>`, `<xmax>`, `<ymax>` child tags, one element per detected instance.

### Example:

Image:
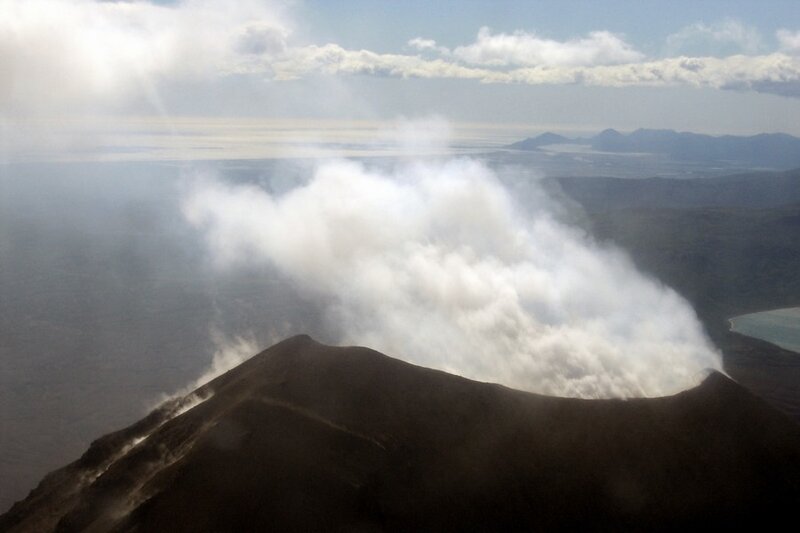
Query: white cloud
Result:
<box><xmin>666</xmin><ymin>19</ymin><xmax>762</xmax><ymax>56</ymax></box>
<box><xmin>408</xmin><ymin>37</ymin><xmax>438</xmax><ymax>51</ymax></box>
<box><xmin>183</xmin><ymin>147</ymin><xmax>721</xmax><ymax>399</ymax></box>
<box><xmin>777</xmin><ymin>29</ymin><xmax>800</xmax><ymax>55</ymax></box>
<box><xmin>259</xmin><ymin>43</ymin><xmax>501</xmax><ymax>82</ymax></box>
<box><xmin>235</xmin><ymin>26</ymin><xmax>800</xmax><ymax>98</ymax></box>
<box><xmin>254</xmin><ymin>46</ymin><xmax>800</xmax><ymax>96</ymax></box>
<box><xmin>508</xmin><ymin>53</ymin><xmax>800</xmax><ymax>91</ymax></box>
<box><xmin>452</xmin><ymin>27</ymin><xmax>644</xmax><ymax>67</ymax></box>
<box><xmin>0</xmin><ymin>0</ymin><xmax>291</xmax><ymax>114</ymax></box>
<box><xmin>407</xmin><ymin>37</ymin><xmax>449</xmax><ymax>55</ymax></box>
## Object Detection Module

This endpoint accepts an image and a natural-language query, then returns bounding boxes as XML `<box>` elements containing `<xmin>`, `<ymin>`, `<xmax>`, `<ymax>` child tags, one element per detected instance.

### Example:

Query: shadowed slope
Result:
<box><xmin>3</xmin><ymin>335</ymin><xmax>800</xmax><ymax>531</ymax></box>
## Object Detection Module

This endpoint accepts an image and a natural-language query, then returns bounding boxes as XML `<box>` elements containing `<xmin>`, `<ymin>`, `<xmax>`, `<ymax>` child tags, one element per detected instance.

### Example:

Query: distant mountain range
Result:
<box><xmin>508</xmin><ymin>129</ymin><xmax>800</xmax><ymax>168</ymax></box>
<box><xmin>3</xmin><ymin>335</ymin><xmax>800</xmax><ymax>531</ymax></box>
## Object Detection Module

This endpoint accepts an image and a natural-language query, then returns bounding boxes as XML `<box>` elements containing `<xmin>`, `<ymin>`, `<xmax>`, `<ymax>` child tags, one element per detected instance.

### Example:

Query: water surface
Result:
<box><xmin>729</xmin><ymin>308</ymin><xmax>800</xmax><ymax>354</ymax></box>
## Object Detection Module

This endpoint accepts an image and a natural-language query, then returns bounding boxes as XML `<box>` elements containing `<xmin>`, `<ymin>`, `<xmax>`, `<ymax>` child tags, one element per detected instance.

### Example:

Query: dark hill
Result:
<box><xmin>3</xmin><ymin>335</ymin><xmax>800</xmax><ymax>532</ymax></box>
<box><xmin>507</xmin><ymin>132</ymin><xmax>571</xmax><ymax>150</ymax></box>
<box><xmin>592</xmin><ymin>128</ymin><xmax>627</xmax><ymax>151</ymax></box>
<box><xmin>508</xmin><ymin>129</ymin><xmax>800</xmax><ymax>168</ymax></box>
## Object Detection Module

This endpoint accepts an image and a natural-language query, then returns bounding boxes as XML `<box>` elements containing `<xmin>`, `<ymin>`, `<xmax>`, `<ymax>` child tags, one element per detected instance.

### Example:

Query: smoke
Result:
<box><xmin>190</xmin><ymin>330</ymin><xmax>259</xmax><ymax>391</ymax></box>
<box><xmin>182</xmin><ymin>143</ymin><xmax>721</xmax><ymax>399</ymax></box>
<box><xmin>152</xmin><ymin>329</ymin><xmax>258</xmax><ymax>413</ymax></box>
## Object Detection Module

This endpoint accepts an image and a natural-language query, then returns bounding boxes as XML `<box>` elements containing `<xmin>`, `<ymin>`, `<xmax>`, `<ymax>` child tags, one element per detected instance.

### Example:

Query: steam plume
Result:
<box><xmin>183</xmin><ymin>155</ymin><xmax>721</xmax><ymax>398</ymax></box>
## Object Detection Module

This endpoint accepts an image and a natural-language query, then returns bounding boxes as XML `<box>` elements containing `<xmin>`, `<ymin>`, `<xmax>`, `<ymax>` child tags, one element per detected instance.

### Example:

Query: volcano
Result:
<box><xmin>3</xmin><ymin>335</ymin><xmax>800</xmax><ymax>531</ymax></box>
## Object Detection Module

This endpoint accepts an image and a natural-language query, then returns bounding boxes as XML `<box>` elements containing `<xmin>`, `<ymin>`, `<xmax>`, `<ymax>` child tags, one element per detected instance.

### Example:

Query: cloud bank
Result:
<box><xmin>183</xmin><ymin>155</ymin><xmax>721</xmax><ymax>399</ymax></box>
<box><xmin>451</xmin><ymin>27</ymin><xmax>645</xmax><ymax>67</ymax></box>
<box><xmin>262</xmin><ymin>47</ymin><xmax>800</xmax><ymax>94</ymax></box>
<box><xmin>3</xmin><ymin>1</ymin><xmax>800</xmax><ymax>116</ymax></box>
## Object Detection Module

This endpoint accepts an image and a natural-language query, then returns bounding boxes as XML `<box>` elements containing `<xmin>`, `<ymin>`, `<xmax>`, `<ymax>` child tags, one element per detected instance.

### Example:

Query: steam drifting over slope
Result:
<box><xmin>183</xmin><ymin>156</ymin><xmax>721</xmax><ymax>398</ymax></box>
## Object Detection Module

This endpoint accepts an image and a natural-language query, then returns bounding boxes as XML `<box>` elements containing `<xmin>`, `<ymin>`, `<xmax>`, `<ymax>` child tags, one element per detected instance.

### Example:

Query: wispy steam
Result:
<box><xmin>183</xmin><ymin>136</ymin><xmax>721</xmax><ymax>398</ymax></box>
<box><xmin>190</xmin><ymin>329</ymin><xmax>259</xmax><ymax>391</ymax></box>
<box><xmin>153</xmin><ymin>329</ymin><xmax>258</xmax><ymax>413</ymax></box>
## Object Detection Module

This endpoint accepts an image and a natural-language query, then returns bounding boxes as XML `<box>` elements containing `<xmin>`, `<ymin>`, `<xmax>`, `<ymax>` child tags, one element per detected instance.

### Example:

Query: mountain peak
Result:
<box><xmin>535</xmin><ymin>131</ymin><xmax>567</xmax><ymax>142</ymax></box>
<box><xmin>508</xmin><ymin>132</ymin><xmax>570</xmax><ymax>150</ymax></box>
<box><xmin>596</xmin><ymin>128</ymin><xmax>623</xmax><ymax>138</ymax></box>
<box><xmin>3</xmin><ymin>338</ymin><xmax>800</xmax><ymax>531</ymax></box>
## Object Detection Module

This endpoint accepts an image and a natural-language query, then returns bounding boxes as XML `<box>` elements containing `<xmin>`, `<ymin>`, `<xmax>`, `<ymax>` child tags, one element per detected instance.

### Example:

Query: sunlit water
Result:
<box><xmin>729</xmin><ymin>307</ymin><xmax>800</xmax><ymax>354</ymax></box>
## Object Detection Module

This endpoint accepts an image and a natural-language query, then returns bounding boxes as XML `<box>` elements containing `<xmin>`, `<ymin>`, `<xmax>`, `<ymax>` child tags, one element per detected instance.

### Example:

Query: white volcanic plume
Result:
<box><xmin>183</xmin><ymin>155</ymin><xmax>721</xmax><ymax>398</ymax></box>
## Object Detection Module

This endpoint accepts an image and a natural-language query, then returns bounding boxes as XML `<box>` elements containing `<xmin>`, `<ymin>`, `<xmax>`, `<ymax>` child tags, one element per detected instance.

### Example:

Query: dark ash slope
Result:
<box><xmin>3</xmin><ymin>335</ymin><xmax>800</xmax><ymax>532</ymax></box>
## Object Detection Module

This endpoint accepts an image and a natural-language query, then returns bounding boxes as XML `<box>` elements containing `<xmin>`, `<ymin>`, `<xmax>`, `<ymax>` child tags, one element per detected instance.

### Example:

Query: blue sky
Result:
<box><xmin>300</xmin><ymin>0</ymin><xmax>800</xmax><ymax>56</ymax></box>
<box><xmin>3</xmin><ymin>0</ymin><xmax>800</xmax><ymax>142</ymax></box>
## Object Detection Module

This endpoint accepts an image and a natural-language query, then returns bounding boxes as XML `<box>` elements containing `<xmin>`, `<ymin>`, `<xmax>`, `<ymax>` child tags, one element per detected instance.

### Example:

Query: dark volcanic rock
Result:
<box><xmin>3</xmin><ymin>335</ymin><xmax>800</xmax><ymax>532</ymax></box>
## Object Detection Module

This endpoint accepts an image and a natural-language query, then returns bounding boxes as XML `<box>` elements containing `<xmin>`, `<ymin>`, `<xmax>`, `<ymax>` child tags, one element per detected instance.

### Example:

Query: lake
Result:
<box><xmin>729</xmin><ymin>308</ymin><xmax>800</xmax><ymax>354</ymax></box>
